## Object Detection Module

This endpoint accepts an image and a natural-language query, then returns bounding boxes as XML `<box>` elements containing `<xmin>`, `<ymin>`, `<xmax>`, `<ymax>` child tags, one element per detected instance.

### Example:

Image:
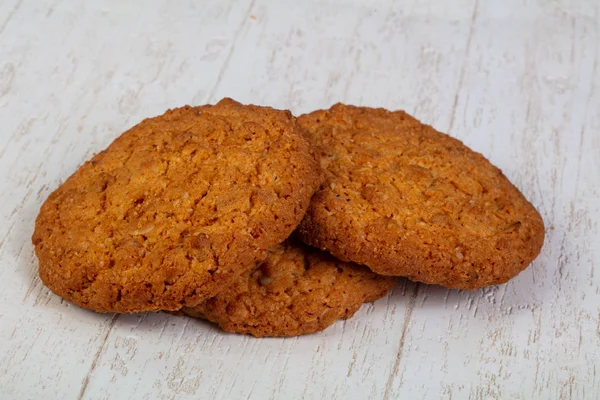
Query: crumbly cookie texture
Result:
<box><xmin>32</xmin><ymin>98</ymin><xmax>322</xmax><ymax>313</ymax></box>
<box><xmin>296</xmin><ymin>104</ymin><xmax>545</xmax><ymax>289</ymax></box>
<box><xmin>181</xmin><ymin>239</ymin><xmax>396</xmax><ymax>337</ymax></box>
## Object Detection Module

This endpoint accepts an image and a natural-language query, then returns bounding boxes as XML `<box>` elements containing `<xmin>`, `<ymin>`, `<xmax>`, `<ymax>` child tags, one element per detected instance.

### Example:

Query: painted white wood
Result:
<box><xmin>0</xmin><ymin>0</ymin><xmax>598</xmax><ymax>399</ymax></box>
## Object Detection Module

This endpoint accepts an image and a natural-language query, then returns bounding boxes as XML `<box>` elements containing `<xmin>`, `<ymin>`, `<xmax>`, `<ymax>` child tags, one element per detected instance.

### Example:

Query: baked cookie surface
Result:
<box><xmin>33</xmin><ymin>98</ymin><xmax>322</xmax><ymax>312</ymax></box>
<box><xmin>296</xmin><ymin>104</ymin><xmax>545</xmax><ymax>289</ymax></box>
<box><xmin>181</xmin><ymin>239</ymin><xmax>396</xmax><ymax>337</ymax></box>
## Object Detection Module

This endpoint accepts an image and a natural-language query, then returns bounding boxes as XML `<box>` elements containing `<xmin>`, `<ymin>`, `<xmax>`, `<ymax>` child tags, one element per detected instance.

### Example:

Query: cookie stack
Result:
<box><xmin>32</xmin><ymin>99</ymin><xmax>544</xmax><ymax>337</ymax></box>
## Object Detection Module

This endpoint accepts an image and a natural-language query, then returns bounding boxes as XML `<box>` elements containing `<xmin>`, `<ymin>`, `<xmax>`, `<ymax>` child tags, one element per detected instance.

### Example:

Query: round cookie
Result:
<box><xmin>32</xmin><ymin>98</ymin><xmax>322</xmax><ymax>313</ymax></box>
<box><xmin>181</xmin><ymin>239</ymin><xmax>396</xmax><ymax>337</ymax></box>
<box><xmin>296</xmin><ymin>104</ymin><xmax>545</xmax><ymax>289</ymax></box>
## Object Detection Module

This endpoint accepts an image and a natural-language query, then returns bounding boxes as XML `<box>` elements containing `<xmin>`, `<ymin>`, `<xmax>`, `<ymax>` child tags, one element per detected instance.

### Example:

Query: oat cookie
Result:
<box><xmin>181</xmin><ymin>239</ymin><xmax>396</xmax><ymax>337</ymax></box>
<box><xmin>296</xmin><ymin>104</ymin><xmax>545</xmax><ymax>289</ymax></box>
<box><xmin>32</xmin><ymin>98</ymin><xmax>322</xmax><ymax>312</ymax></box>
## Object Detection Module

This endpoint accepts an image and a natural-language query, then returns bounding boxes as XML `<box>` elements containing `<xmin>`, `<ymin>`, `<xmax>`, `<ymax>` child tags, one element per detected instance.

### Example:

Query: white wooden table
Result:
<box><xmin>1</xmin><ymin>1</ymin><xmax>599</xmax><ymax>399</ymax></box>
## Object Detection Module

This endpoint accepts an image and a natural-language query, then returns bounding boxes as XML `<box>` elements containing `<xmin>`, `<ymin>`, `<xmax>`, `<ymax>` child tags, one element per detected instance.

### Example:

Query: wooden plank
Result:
<box><xmin>0</xmin><ymin>0</ymin><xmax>598</xmax><ymax>399</ymax></box>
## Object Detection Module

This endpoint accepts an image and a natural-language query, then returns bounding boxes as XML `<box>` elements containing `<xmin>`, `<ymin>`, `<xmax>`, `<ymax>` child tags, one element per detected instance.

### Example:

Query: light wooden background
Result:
<box><xmin>0</xmin><ymin>1</ymin><xmax>598</xmax><ymax>399</ymax></box>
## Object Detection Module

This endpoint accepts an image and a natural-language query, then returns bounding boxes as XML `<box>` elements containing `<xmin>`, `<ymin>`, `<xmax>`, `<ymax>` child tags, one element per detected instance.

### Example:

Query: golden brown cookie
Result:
<box><xmin>181</xmin><ymin>239</ymin><xmax>396</xmax><ymax>337</ymax></box>
<box><xmin>296</xmin><ymin>104</ymin><xmax>545</xmax><ymax>289</ymax></box>
<box><xmin>32</xmin><ymin>98</ymin><xmax>322</xmax><ymax>313</ymax></box>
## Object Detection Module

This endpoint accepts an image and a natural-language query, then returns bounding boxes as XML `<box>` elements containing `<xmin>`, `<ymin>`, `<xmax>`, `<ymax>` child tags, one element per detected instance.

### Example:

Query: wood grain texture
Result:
<box><xmin>0</xmin><ymin>0</ymin><xmax>598</xmax><ymax>399</ymax></box>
